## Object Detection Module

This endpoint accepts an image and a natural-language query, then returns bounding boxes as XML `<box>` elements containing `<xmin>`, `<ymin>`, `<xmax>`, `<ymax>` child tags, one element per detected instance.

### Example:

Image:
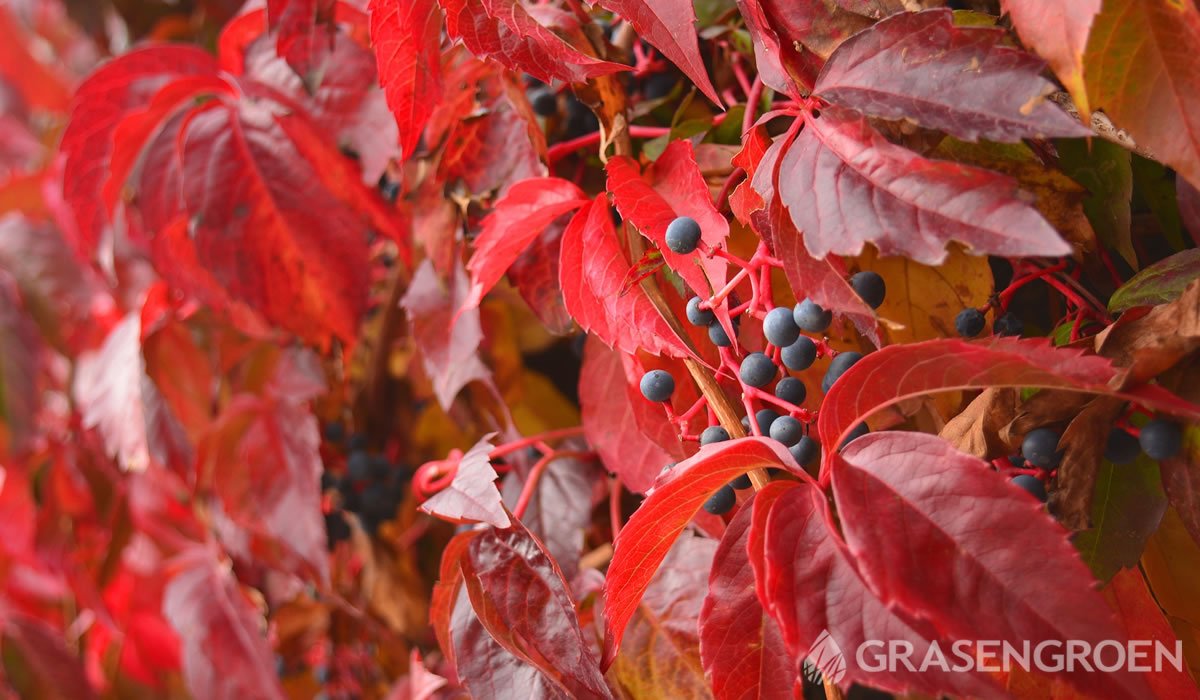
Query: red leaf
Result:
<box><xmin>419</xmin><ymin>435</ymin><xmax>511</xmax><ymax>528</ymax></box>
<box><xmin>60</xmin><ymin>46</ymin><xmax>218</xmax><ymax>258</ymax></box>
<box><xmin>815</xmin><ymin>9</ymin><xmax>1089</xmax><ymax>143</ymax></box>
<box><xmin>500</xmin><ymin>450</ymin><xmax>601</xmax><ymax>580</ymax></box>
<box><xmin>832</xmin><ymin>431</ymin><xmax>1153</xmax><ymax>700</ymax></box>
<box><xmin>2</xmin><ymin>613</ymin><xmax>97</xmax><ymax>699</ymax></box>
<box><xmin>609</xmin><ymin>535</ymin><xmax>717</xmax><ymax>697</ymax></box>
<box><xmin>461</xmin><ymin>521</ymin><xmax>612</xmax><ymax>699</ymax></box>
<box><xmin>762</xmin><ymin>482</ymin><xmax>1003</xmax><ymax>698</ymax></box>
<box><xmin>733</xmin><ymin>0</ymin><xmax>796</xmax><ymax>97</ymax></box>
<box><xmin>749</xmin><ymin>130</ymin><xmax>879</xmax><ymax>344</ymax></box>
<box><xmin>816</xmin><ymin>337</ymin><xmax>1200</xmax><ymax>473</ymax></box>
<box><xmin>1001</xmin><ymin>0</ymin><xmax>1100</xmax><ymax>112</ymax></box>
<box><xmin>442</xmin><ymin>0</ymin><xmax>627</xmax><ymax>84</ymax></box>
<box><xmin>559</xmin><ymin>196</ymin><xmax>690</xmax><ymax>358</ymax></box>
<box><xmin>602</xmin><ymin>437</ymin><xmax>808</xmax><ymax>668</ymax></box>
<box><xmin>606</xmin><ymin>140</ymin><xmax>730</xmax><ymax>301</ymax></box>
<box><xmin>162</xmin><ymin>546</ymin><xmax>286</xmax><ymax>700</ymax></box>
<box><xmin>579</xmin><ymin>338</ymin><xmax>683</xmax><ymax>494</ymax></box>
<box><xmin>73</xmin><ymin>313</ymin><xmax>190</xmax><ymax>472</ymax></box>
<box><xmin>369</xmin><ymin>0</ymin><xmax>443</xmax><ymax>161</ymax></box>
<box><xmin>402</xmin><ymin>260</ymin><xmax>493</xmax><ymax>408</ymax></box>
<box><xmin>1103</xmin><ymin>568</ymin><xmax>1200</xmax><ymax>700</ymax></box>
<box><xmin>775</xmin><ymin>106</ymin><xmax>1071</xmax><ymax>265</ymax></box>
<box><xmin>595</xmin><ymin>0</ymin><xmax>721</xmax><ymax>105</ymax></box>
<box><xmin>268</xmin><ymin>0</ymin><xmax>337</xmax><ymax>80</ymax></box>
<box><xmin>700</xmin><ymin>492</ymin><xmax>795</xmax><ymax>700</ymax></box>
<box><xmin>507</xmin><ymin>217</ymin><xmax>575</xmax><ymax>334</ymax></box>
<box><xmin>466</xmin><ymin>177</ymin><xmax>587</xmax><ymax>310</ymax></box>
<box><xmin>199</xmin><ymin>350</ymin><xmax>329</xmax><ymax>583</ymax></box>
<box><xmin>385</xmin><ymin>650</ymin><xmax>448</xmax><ymax>700</ymax></box>
<box><xmin>0</xmin><ymin>275</ymin><xmax>40</xmax><ymax>456</ymax></box>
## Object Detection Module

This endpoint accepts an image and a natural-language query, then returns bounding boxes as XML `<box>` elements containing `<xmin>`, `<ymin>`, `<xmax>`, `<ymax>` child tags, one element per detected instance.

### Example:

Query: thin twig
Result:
<box><xmin>1049</xmin><ymin>92</ymin><xmax>1155</xmax><ymax>160</ymax></box>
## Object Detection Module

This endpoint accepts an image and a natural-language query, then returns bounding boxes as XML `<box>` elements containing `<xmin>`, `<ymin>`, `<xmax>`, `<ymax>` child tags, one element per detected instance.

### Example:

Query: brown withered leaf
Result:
<box><xmin>1049</xmin><ymin>396</ymin><xmax>1126</xmax><ymax>531</ymax></box>
<box><xmin>1097</xmin><ymin>280</ymin><xmax>1200</xmax><ymax>388</ymax></box>
<box><xmin>999</xmin><ymin>390</ymin><xmax>1095</xmax><ymax>453</ymax></box>
<box><xmin>940</xmin><ymin>388</ymin><xmax>1020</xmax><ymax>460</ymax></box>
<box><xmin>1161</xmin><ymin>451</ymin><xmax>1200</xmax><ymax>549</ymax></box>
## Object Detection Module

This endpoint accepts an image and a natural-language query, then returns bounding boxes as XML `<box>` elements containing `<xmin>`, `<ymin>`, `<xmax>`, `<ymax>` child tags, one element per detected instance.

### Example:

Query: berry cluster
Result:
<box><xmin>322</xmin><ymin>426</ymin><xmax>409</xmax><ymax>542</ymax></box>
<box><xmin>954</xmin><ymin>259</ymin><xmax>1113</xmax><ymax>342</ymax></box>
<box><xmin>641</xmin><ymin>216</ymin><xmax>886</xmax><ymax>515</ymax></box>
<box><xmin>1002</xmin><ymin>419</ymin><xmax>1184</xmax><ymax>503</ymax></box>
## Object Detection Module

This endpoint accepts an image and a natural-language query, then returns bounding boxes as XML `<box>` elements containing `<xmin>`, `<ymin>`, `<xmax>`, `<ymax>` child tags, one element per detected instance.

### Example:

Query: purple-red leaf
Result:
<box><xmin>442</xmin><ymin>0</ymin><xmax>627</xmax><ymax>84</ymax></box>
<box><xmin>402</xmin><ymin>260</ymin><xmax>493</xmax><ymax>408</ymax></box>
<box><xmin>369</xmin><ymin>0</ymin><xmax>443</xmax><ymax>161</ymax></box>
<box><xmin>268</xmin><ymin>0</ymin><xmax>337</xmax><ymax>81</ymax></box>
<box><xmin>815</xmin><ymin>9</ymin><xmax>1089</xmax><ymax>143</ymax></box>
<box><xmin>700</xmin><ymin>492</ymin><xmax>795</xmax><ymax>700</ymax></box>
<box><xmin>775</xmin><ymin>106</ymin><xmax>1071</xmax><ymax>264</ymax></box>
<box><xmin>507</xmin><ymin>217</ymin><xmax>574</xmax><ymax>334</ymax></box>
<box><xmin>762</xmin><ymin>482</ymin><xmax>1003</xmax><ymax>698</ymax></box>
<box><xmin>817</xmin><ymin>337</ymin><xmax>1200</xmax><ymax>473</ymax></box>
<box><xmin>466</xmin><ymin>177</ymin><xmax>587</xmax><ymax>310</ymax></box>
<box><xmin>832</xmin><ymin>431</ymin><xmax>1152</xmax><ymax>700</ymax></box>
<box><xmin>419</xmin><ymin>435</ymin><xmax>511</xmax><ymax>528</ymax></box>
<box><xmin>559</xmin><ymin>196</ymin><xmax>690</xmax><ymax>358</ymax></box>
<box><xmin>163</xmin><ymin>545</ymin><xmax>286</xmax><ymax>700</ymax></box>
<box><xmin>602</xmin><ymin>437</ymin><xmax>807</xmax><ymax>669</ymax></box>
<box><xmin>606</xmin><ymin>140</ymin><xmax>729</xmax><ymax>301</ymax></box>
<box><xmin>594</xmin><ymin>0</ymin><xmax>720</xmax><ymax>105</ymax></box>
<box><xmin>461</xmin><ymin>520</ymin><xmax>612</xmax><ymax>699</ymax></box>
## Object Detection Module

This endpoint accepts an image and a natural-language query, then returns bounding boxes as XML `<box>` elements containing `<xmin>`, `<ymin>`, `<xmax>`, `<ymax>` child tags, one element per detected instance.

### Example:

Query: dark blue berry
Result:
<box><xmin>755</xmin><ymin>408</ymin><xmax>780</xmax><ymax>436</ymax></box>
<box><xmin>993</xmin><ymin>312</ymin><xmax>1023</xmax><ymax>337</ymax></box>
<box><xmin>1021</xmin><ymin>428</ymin><xmax>1061</xmax><ymax>469</ymax></box>
<box><xmin>850</xmin><ymin>271</ymin><xmax>886</xmax><ymax>309</ymax></box>
<box><xmin>821</xmin><ymin>351</ymin><xmax>863</xmax><ymax>393</ymax></box>
<box><xmin>1140</xmin><ymin>420</ymin><xmax>1184</xmax><ymax>460</ymax></box>
<box><xmin>348</xmin><ymin>433</ymin><xmax>368</xmax><ymax>451</ymax></box>
<box><xmin>1012</xmin><ymin>474</ymin><xmax>1047</xmax><ymax>502</ymax></box>
<box><xmin>708</xmin><ymin>321</ymin><xmax>733</xmax><ymax>347</ymax></box>
<box><xmin>665</xmin><ymin>216</ymin><xmax>702</xmax><ymax>254</ymax></box>
<box><xmin>347</xmin><ymin>450</ymin><xmax>371</xmax><ymax>482</ymax></box>
<box><xmin>793</xmin><ymin>299</ymin><xmax>832</xmax><ymax>332</ymax></box>
<box><xmin>700</xmin><ymin>426</ymin><xmax>730</xmax><ymax>445</ymax></box>
<box><xmin>790</xmin><ymin>436</ymin><xmax>820</xmax><ymax>467</ymax></box>
<box><xmin>731</xmin><ymin>473</ymin><xmax>753</xmax><ymax>490</ymax></box>
<box><xmin>763</xmin><ymin>307</ymin><xmax>801</xmax><ymax>347</ymax></box>
<box><xmin>1104</xmin><ymin>429</ymin><xmax>1141</xmax><ymax>464</ymax></box>
<box><xmin>781</xmin><ymin>336</ymin><xmax>817</xmax><ymax>371</ymax></box>
<box><xmin>529</xmin><ymin>86</ymin><xmax>558</xmax><ymax>116</ymax></box>
<box><xmin>775</xmin><ymin>377</ymin><xmax>806</xmax><ymax>406</ymax></box>
<box><xmin>839</xmin><ymin>422</ymin><xmax>869</xmax><ymax>449</ymax></box>
<box><xmin>703</xmin><ymin>484</ymin><xmax>737</xmax><ymax>515</ymax></box>
<box><xmin>955</xmin><ymin>308</ymin><xmax>986</xmax><ymax>338</ymax></box>
<box><xmin>640</xmin><ymin>369</ymin><xmax>676</xmax><ymax>402</ymax></box>
<box><xmin>686</xmin><ymin>296</ymin><xmax>715</xmax><ymax>326</ymax></box>
<box><xmin>324</xmin><ymin>422</ymin><xmax>346</xmax><ymax>444</ymax></box>
<box><xmin>769</xmin><ymin>415</ymin><xmax>803</xmax><ymax>446</ymax></box>
<box><xmin>739</xmin><ymin>352</ymin><xmax>777</xmax><ymax>388</ymax></box>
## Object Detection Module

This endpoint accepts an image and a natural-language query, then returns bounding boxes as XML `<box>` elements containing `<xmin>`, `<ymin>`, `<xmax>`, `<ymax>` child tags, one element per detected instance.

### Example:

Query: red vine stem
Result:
<box><xmin>547</xmin><ymin>125</ymin><xmax>673</xmax><ymax>164</ymax></box>
<box><xmin>511</xmin><ymin>450</ymin><xmax>592</xmax><ymax>519</ymax></box>
<box><xmin>488</xmin><ymin>427</ymin><xmax>584</xmax><ymax>460</ymax></box>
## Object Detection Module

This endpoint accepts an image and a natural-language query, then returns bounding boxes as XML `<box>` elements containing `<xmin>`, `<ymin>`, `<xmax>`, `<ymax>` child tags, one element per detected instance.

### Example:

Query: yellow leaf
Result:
<box><xmin>1141</xmin><ymin>508</ymin><xmax>1200</xmax><ymax>678</ymax></box>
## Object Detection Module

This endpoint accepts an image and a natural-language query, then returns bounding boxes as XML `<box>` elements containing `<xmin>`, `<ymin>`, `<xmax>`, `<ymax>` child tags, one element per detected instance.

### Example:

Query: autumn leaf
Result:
<box><xmin>1051</xmin><ymin>396</ymin><xmax>1127</xmax><ymax>530</ymax></box>
<box><xmin>815</xmin><ymin>9</ymin><xmax>1089</xmax><ymax>143</ymax></box>
<box><xmin>833</xmin><ymin>431</ymin><xmax>1154</xmax><ymax>700</ymax></box>
<box><xmin>267</xmin><ymin>0</ymin><xmax>337</xmax><ymax>82</ymax></box>
<box><xmin>369</xmin><ymin>0</ymin><xmax>443</xmax><ymax>161</ymax></box>
<box><xmin>594</xmin><ymin>0</ymin><xmax>720</xmax><ymax>105</ymax></box>
<box><xmin>1001</xmin><ymin>0</ymin><xmax>1101</xmax><ymax>114</ymax></box>
<box><xmin>1084</xmin><ymin>0</ymin><xmax>1200</xmax><ymax>188</ymax></box>
<box><xmin>1075</xmin><ymin>453</ymin><xmax>1168</xmax><ymax>582</ymax></box>
<box><xmin>1109</xmin><ymin>249</ymin><xmax>1200</xmax><ymax>313</ymax></box>
<box><xmin>1097</xmin><ymin>280</ymin><xmax>1200</xmax><ymax>387</ymax></box>
<box><xmin>418</xmin><ymin>435</ymin><xmax>510</xmax><ymax>528</ymax></box>
<box><xmin>773</xmin><ymin>106</ymin><xmax>1072</xmax><ymax>265</ymax></box>
<box><xmin>1103</xmin><ymin>567</ymin><xmax>1200</xmax><ymax>699</ymax></box>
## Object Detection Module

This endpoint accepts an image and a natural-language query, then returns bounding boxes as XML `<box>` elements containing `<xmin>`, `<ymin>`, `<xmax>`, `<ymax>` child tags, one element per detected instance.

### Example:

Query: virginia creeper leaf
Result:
<box><xmin>369</xmin><ymin>0</ymin><xmax>442</xmax><ymax>161</ymax></box>
<box><xmin>162</xmin><ymin>546</ymin><xmax>286</xmax><ymax>700</ymax></box>
<box><xmin>268</xmin><ymin>0</ymin><xmax>337</xmax><ymax>81</ymax></box>
<box><xmin>1162</xmin><ymin>426</ymin><xmax>1200</xmax><ymax>548</ymax></box>
<box><xmin>775</xmin><ymin>105</ymin><xmax>1071</xmax><ymax>265</ymax></box>
<box><xmin>763</xmin><ymin>481</ymin><xmax>1003</xmax><ymax>698</ymax></box>
<box><xmin>442</xmin><ymin>0</ymin><xmax>627</xmax><ymax>85</ymax></box>
<box><xmin>559</xmin><ymin>197</ymin><xmax>690</xmax><ymax>358</ymax></box>
<box><xmin>815</xmin><ymin>9</ymin><xmax>1090</xmax><ymax>143</ymax></box>
<box><xmin>700</xmin><ymin>492</ymin><xmax>794</xmax><ymax>700</ymax></box>
<box><xmin>1001</xmin><ymin>0</ymin><xmax>1100</xmax><ymax>114</ymax></box>
<box><xmin>461</xmin><ymin>520</ymin><xmax>612</xmax><ymax>699</ymax></box>
<box><xmin>817</xmin><ymin>337</ymin><xmax>1200</xmax><ymax>471</ymax></box>
<box><xmin>832</xmin><ymin>431</ymin><xmax>1153</xmax><ymax>700</ymax></box>
<box><xmin>1084</xmin><ymin>0</ymin><xmax>1200</xmax><ymax>188</ymax></box>
<box><xmin>507</xmin><ymin>217</ymin><xmax>574</xmax><ymax>334</ymax></box>
<box><xmin>1075</xmin><ymin>454</ymin><xmax>1168</xmax><ymax>582</ymax></box>
<box><xmin>1104</xmin><ymin>568</ymin><xmax>1200</xmax><ymax>699</ymax></box>
<box><xmin>1109</xmin><ymin>249</ymin><xmax>1200</xmax><ymax>313</ymax></box>
<box><xmin>466</xmin><ymin>177</ymin><xmax>587</xmax><ymax>310</ymax></box>
<box><xmin>593</xmin><ymin>0</ymin><xmax>720</xmax><ymax>105</ymax></box>
<box><xmin>602</xmin><ymin>437</ymin><xmax>807</xmax><ymax>668</ymax></box>
<box><xmin>419</xmin><ymin>435</ymin><xmax>510</xmax><ymax>528</ymax></box>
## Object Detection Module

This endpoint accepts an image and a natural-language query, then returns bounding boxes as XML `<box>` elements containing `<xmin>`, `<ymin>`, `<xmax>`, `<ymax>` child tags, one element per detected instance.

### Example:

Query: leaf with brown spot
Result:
<box><xmin>1097</xmin><ymin>280</ymin><xmax>1200</xmax><ymax>387</ymax></box>
<box><xmin>939</xmin><ymin>387</ymin><xmax>1020</xmax><ymax>460</ymax></box>
<box><xmin>1051</xmin><ymin>396</ymin><xmax>1126</xmax><ymax>530</ymax></box>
